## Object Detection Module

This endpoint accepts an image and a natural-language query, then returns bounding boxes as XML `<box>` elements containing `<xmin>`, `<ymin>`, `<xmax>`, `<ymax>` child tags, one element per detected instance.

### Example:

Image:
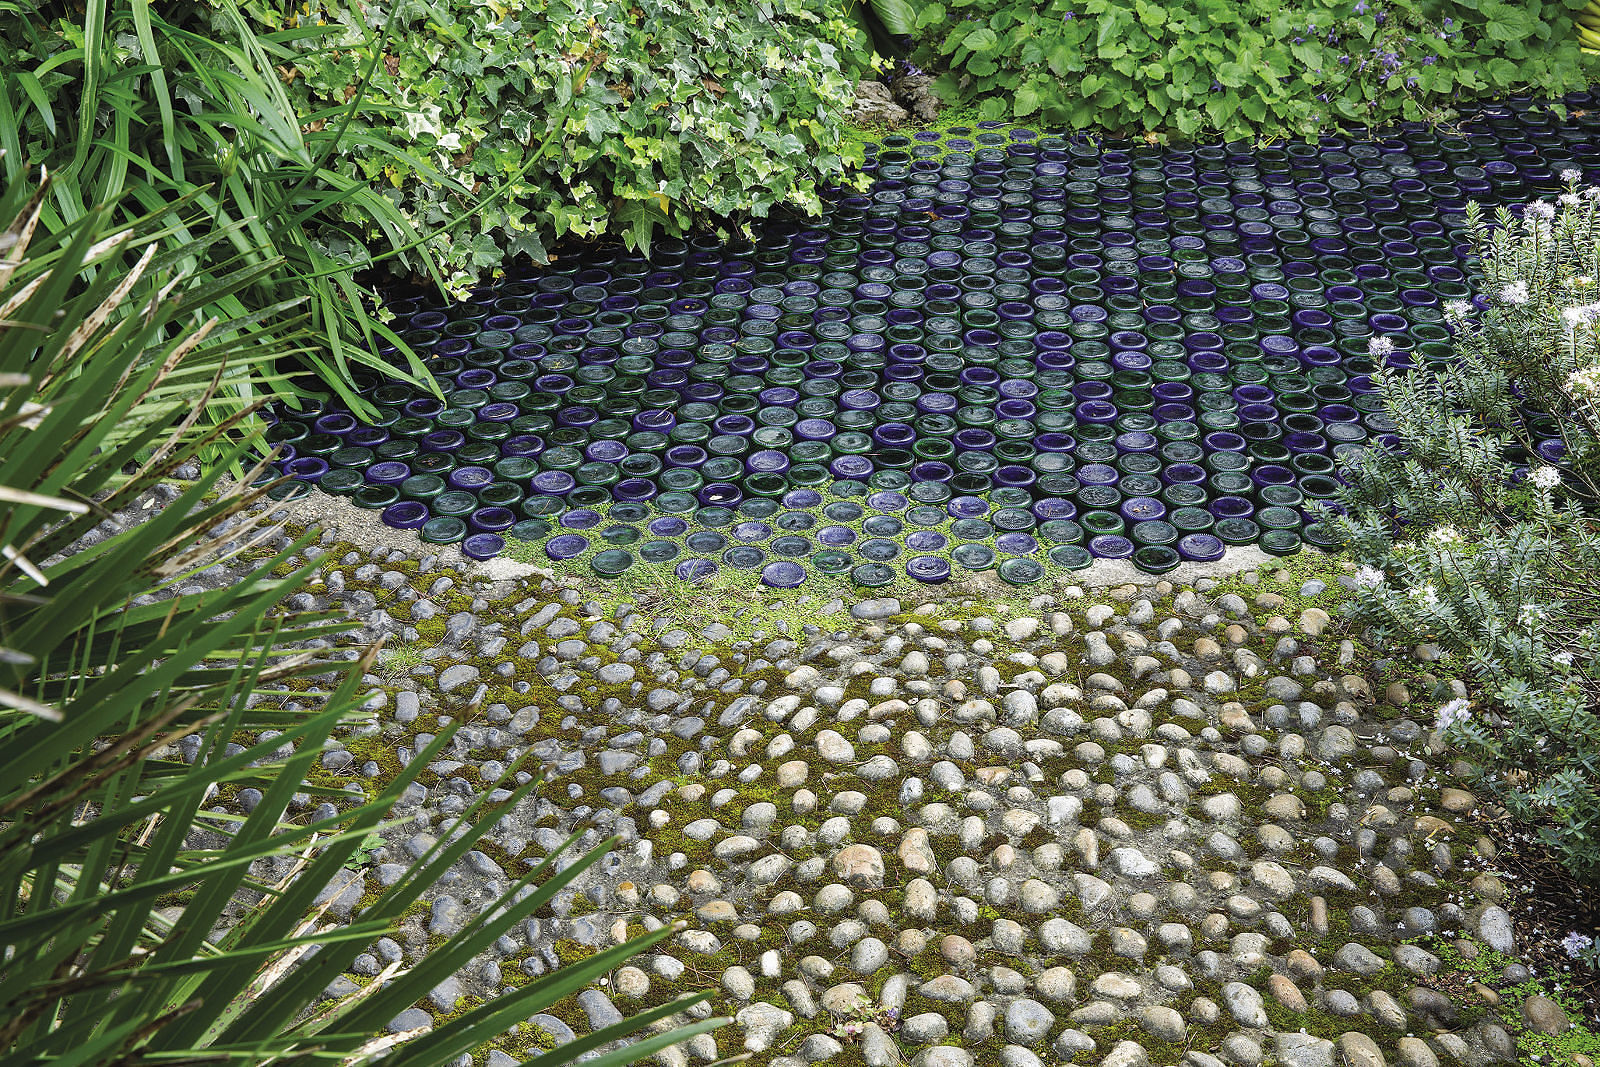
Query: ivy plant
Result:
<box><xmin>236</xmin><ymin>0</ymin><xmax>864</xmax><ymax>294</ymax></box>
<box><xmin>913</xmin><ymin>0</ymin><xmax>1594</xmax><ymax>141</ymax></box>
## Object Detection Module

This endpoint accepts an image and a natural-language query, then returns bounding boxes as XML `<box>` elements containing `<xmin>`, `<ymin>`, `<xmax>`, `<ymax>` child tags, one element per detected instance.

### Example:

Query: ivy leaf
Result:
<box><xmin>964</xmin><ymin>25</ymin><xmax>999</xmax><ymax>51</ymax></box>
<box><xmin>1047</xmin><ymin>42</ymin><xmax>1077</xmax><ymax>75</ymax></box>
<box><xmin>1290</xmin><ymin>40</ymin><xmax>1322</xmax><ymax>69</ymax></box>
<box><xmin>1015</xmin><ymin>83</ymin><xmax>1041</xmax><ymax>116</ymax></box>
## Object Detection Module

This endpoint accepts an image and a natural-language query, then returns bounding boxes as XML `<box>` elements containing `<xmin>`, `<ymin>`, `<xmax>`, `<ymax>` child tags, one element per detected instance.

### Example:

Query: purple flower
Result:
<box><xmin>1316</xmin><ymin>92</ymin><xmax>1330</xmax><ymax>101</ymax></box>
<box><xmin>1338</xmin><ymin>53</ymin><xmax>1351</xmax><ymax>64</ymax></box>
<box><xmin>1354</xmin><ymin>0</ymin><xmax>1368</xmax><ymax>13</ymax></box>
<box><xmin>1293</xmin><ymin>35</ymin><xmax>1304</xmax><ymax>42</ymax></box>
<box><xmin>1064</xmin><ymin>10</ymin><xmax>1074</xmax><ymax>17</ymax></box>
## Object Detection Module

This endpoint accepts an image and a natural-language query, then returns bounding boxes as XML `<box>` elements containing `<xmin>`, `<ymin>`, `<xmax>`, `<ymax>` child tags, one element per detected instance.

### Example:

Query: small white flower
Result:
<box><xmin>1352</xmin><ymin>565</ymin><xmax>1385</xmax><ymax>588</ymax></box>
<box><xmin>1531</xmin><ymin>465</ymin><xmax>1562</xmax><ymax>490</ymax></box>
<box><xmin>1367</xmin><ymin>336</ymin><xmax>1396</xmax><ymax>356</ymax></box>
<box><xmin>1444</xmin><ymin>299</ymin><xmax>1473</xmax><ymax>319</ymax></box>
<box><xmin>1526</xmin><ymin>200</ymin><xmax>1557</xmax><ymax>220</ymax></box>
<box><xmin>1562</xmin><ymin>168</ymin><xmax>1583</xmax><ymax>183</ymax></box>
<box><xmin>1519</xmin><ymin>603</ymin><xmax>1543</xmax><ymax>626</ymax></box>
<box><xmin>1562</xmin><ymin>193</ymin><xmax>1583</xmax><ymax>208</ymax></box>
<box><xmin>1435</xmin><ymin>698</ymin><xmax>1471</xmax><ymax>732</ymax></box>
<box><xmin>1569</xmin><ymin>366</ymin><xmax>1600</xmax><ymax>395</ymax></box>
<box><xmin>1552</xmin><ymin>650</ymin><xmax>1574</xmax><ymax>669</ymax></box>
<box><xmin>1409</xmin><ymin>583</ymin><xmax>1439</xmax><ymax>607</ymax></box>
<box><xmin>1563</xmin><ymin>932</ymin><xmax>1593</xmax><ymax>958</ymax></box>
<box><xmin>1500</xmin><ymin>281</ymin><xmax>1530</xmax><ymax>305</ymax></box>
<box><xmin>1428</xmin><ymin>525</ymin><xmax>1462</xmax><ymax>544</ymax></box>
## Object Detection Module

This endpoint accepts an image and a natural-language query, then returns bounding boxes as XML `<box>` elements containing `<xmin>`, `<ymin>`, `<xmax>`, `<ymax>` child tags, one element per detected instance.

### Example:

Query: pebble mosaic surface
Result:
<box><xmin>204</xmin><ymin>506</ymin><xmax>1538</xmax><ymax>1067</ymax></box>
<box><xmin>265</xmin><ymin>92</ymin><xmax>1600</xmax><ymax>584</ymax></box>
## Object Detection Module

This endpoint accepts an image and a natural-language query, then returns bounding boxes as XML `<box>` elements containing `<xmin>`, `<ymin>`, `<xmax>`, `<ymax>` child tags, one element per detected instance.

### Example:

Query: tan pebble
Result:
<box><xmin>940</xmin><ymin>934</ymin><xmax>976</xmax><ymax>967</ymax></box>
<box><xmin>975</xmin><ymin>766</ymin><xmax>1011</xmax><ymax>785</ymax></box>
<box><xmin>1073</xmin><ymin>827</ymin><xmax>1099</xmax><ymax>868</ymax></box>
<box><xmin>687</xmin><ymin>870</ymin><xmax>722</xmax><ymax>894</ymax></box>
<box><xmin>1263</xmin><ymin>794</ymin><xmax>1306</xmax><ymax>821</ymax></box>
<box><xmin>1414</xmin><ymin>815</ymin><xmax>1454</xmax><ymax>838</ymax></box>
<box><xmin>1264</xmin><ymin>615</ymin><xmax>1293</xmax><ymax>634</ymax></box>
<box><xmin>1194</xmin><ymin>637</ymin><xmax>1222</xmax><ymax>659</ymax></box>
<box><xmin>1286</xmin><ymin>949</ymin><xmax>1324</xmax><ymax>981</ymax></box>
<box><xmin>1385</xmin><ymin>680</ymin><xmax>1412</xmax><ymax>706</ymax></box>
<box><xmin>1168</xmin><ymin>668</ymin><xmax>1193</xmax><ymax>689</ymax></box>
<box><xmin>1340</xmin><ymin>675</ymin><xmax>1373</xmax><ymax>701</ymax></box>
<box><xmin>899</xmin><ymin>828</ymin><xmax>938</xmax><ymax>874</ymax></box>
<box><xmin>1309</xmin><ymin>896</ymin><xmax>1328</xmax><ymax>936</ymax></box>
<box><xmin>1225</xmin><ymin>624</ymin><xmax>1249</xmax><ymax>644</ymax></box>
<box><xmin>1219</xmin><ymin>703</ymin><xmax>1254</xmax><ymax>734</ymax></box>
<box><xmin>1299</xmin><ymin>607</ymin><xmax>1331</xmax><ymax>635</ymax></box>
<box><xmin>1440</xmin><ymin>788</ymin><xmax>1476</xmax><ymax>813</ymax></box>
<box><xmin>1268</xmin><ymin>973</ymin><xmax>1308</xmax><ymax>1012</ymax></box>
<box><xmin>1470</xmin><ymin>873</ymin><xmax>1507</xmax><ymax>902</ymax></box>
<box><xmin>1255</xmin><ymin>592</ymin><xmax>1287</xmax><ymax>610</ymax></box>
<box><xmin>696</xmin><ymin>899</ymin><xmax>738</xmax><ymax>923</ymax></box>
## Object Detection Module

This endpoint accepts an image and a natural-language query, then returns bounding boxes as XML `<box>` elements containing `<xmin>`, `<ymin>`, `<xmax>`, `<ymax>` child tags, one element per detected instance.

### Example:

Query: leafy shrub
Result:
<box><xmin>240</xmin><ymin>0</ymin><xmax>863</xmax><ymax>291</ymax></box>
<box><xmin>0</xmin><ymin>175</ymin><xmax>718</xmax><ymax>1063</ymax></box>
<box><xmin>1337</xmin><ymin>188</ymin><xmax>1600</xmax><ymax>882</ymax></box>
<box><xmin>0</xmin><ymin>0</ymin><xmax>482</xmax><ymax>416</ymax></box>
<box><xmin>912</xmin><ymin>0</ymin><xmax>1591</xmax><ymax>139</ymax></box>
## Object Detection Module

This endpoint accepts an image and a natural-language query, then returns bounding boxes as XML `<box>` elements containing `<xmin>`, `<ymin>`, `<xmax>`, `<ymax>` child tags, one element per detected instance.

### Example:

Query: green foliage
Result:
<box><xmin>0</xmin><ymin>0</ymin><xmax>488</xmax><ymax>417</ymax></box>
<box><xmin>1336</xmin><ymin>188</ymin><xmax>1600</xmax><ymax>884</ymax></box>
<box><xmin>0</xmin><ymin>175</ymin><xmax>720</xmax><ymax>1064</ymax></box>
<box><xmin>1428</xmin><ymin>938</ymin><xmax>1600</xmax><ymax>1064</ymax></box>
<box><xmin>911</xmin><ymin>0</ymin><xmax>1593</xmax><ymax>139</ymax></box>
<box><xmin>240</xmin><ymin>0</ymin><xmax>864</xmax><ymax>291</ymax></box>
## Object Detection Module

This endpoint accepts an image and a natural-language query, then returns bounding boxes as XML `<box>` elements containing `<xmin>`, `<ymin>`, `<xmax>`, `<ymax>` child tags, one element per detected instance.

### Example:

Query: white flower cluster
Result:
<box><xmin>1564</xmin><ymin>276</ymin><xmax>1597</xmax><ymax>290</ymax></box>
<box><xmin>1444</xmin><ymin>299</ymin><xmax>1473</xmax><ymax>320</ymax></box>
<box><xmin>1562</xmin><ymin>167</ymin><xmax>1584</xmax><ymax>184</ymax></box>
<box><xmin>1531</xmin><ymin>465</ymin><xmax>1562</xmax><ymax>490</ymax></box>
<box><xmin>1526</xmin><ymin>200</ymin><xmax>1556</xmax><ymax>220</ymax></box>
<box><xmin>1569</xmin><ymin>364</ymin><xmax>1600</xmax><ymax>397</ymax></box>
<box><xmin>1435</xmin><ymin>698</ymin><xmax>1472</xmax><ymax>732</ymax></box>
<box><xmin>1409</xmin><ymin>583</ymin><xmax>1440</xmax><ymax>607</ymax></box>
<box><xmin>1552</xmin><ymin>649</ymin><xmax>1575</xmax><ymax>670</ymax></box>
<box><xmin>1428</xmin><ymin>525</ymin><xmax>1463</xmax><ymax>544</ymax></box>
<box><xmin>1499</xmin><ymin>280</ymin><xmax>1530</xmax><ymax>305</ymax></box>
<box><xmin>1367</xmin><ymin>335</ymin><xmax>1396</xmax><ymax>356</ymax></box>
<box><xmin>1563</xmin><ymin>931</ymin><xmax>1594</xmax><ymax>958</ymax></box>
<box><xmin>1351</xmin><ymin>564</ymin><xmax>1385</xmax><ymax>588</ymax></box>
<box><xmin>1561</xmin><ymin>302</ymin><xmax>1600</xmax><ymax>330</ymax></box>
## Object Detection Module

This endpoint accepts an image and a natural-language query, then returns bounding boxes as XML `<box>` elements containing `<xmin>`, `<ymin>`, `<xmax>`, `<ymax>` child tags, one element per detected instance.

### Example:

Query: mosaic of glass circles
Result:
<box><xmin>262</xmin><ymin>93</ymin><xmax>1600</xmax><ymax>584</ymax></box>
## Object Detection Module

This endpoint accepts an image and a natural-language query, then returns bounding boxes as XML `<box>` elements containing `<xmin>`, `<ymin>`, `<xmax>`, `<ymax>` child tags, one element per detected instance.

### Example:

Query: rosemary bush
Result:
<box><xmin>1337</xmin><ymin>183</ymin><xmax>1600</xmax><ymax>883</ymax></box>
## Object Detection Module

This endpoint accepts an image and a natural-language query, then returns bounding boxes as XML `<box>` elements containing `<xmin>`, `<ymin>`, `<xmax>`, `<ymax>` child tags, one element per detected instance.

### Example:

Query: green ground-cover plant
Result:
<box><xmin>237</xmin><ymin>0</ymin><xmax>863</xmax><ymax>291</ymax></box>
<box><xmin>0</xmin><ymin>174</ymin><xmax>720</xmax><ymax>1064</ymax></box>
<box><xmin>1336</xmin><ymin>186</ymin><xmax>1600</xmax><ymax>884</ymax></box>
<box><xmin>0</xmin><ymin>0</ymin><xmax>502</xmax><ymax>417</ymax></box>
<box><xmin>911</xmin><ymin>0</ymin><xmax>1591</xmax><ymax>139</ymax></box>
